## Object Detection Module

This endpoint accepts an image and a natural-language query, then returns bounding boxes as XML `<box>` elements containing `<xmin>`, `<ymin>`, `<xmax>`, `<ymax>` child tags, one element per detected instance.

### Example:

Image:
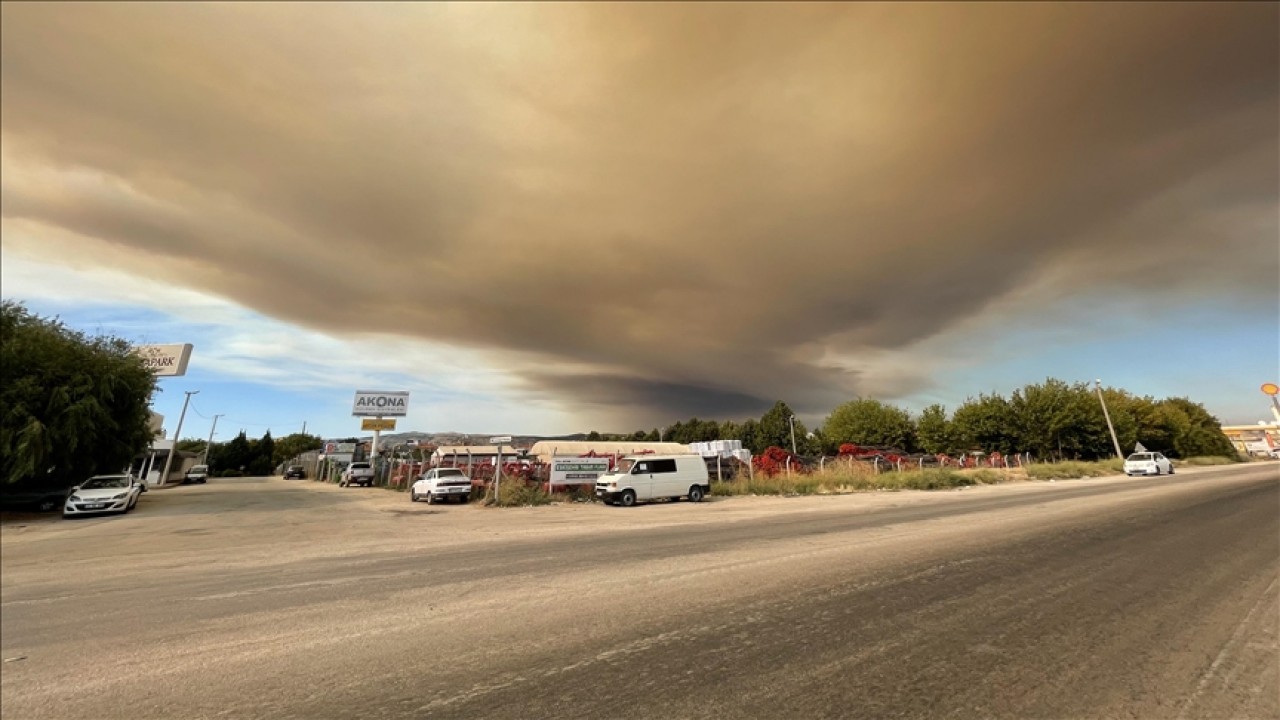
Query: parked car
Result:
<box><xmin>63</xmin><ymin>474</ymin><xmax>146</xmax><ymax>518</ymax></box>
<box><xmin>283</xmin><ymin>465</ymin><xmax>306</xmax><ymax>479</ymax></box>
<box><xmin>410</xmin><ymin>468</ymin><xmax>473</xmax><ymax>504</ymax></box>
<box><xmin>0</xmin><ymin>485</ymin><xmax>74</xmax><ymax>513</ymax></box>
<box><xmin>595</xmin><ymin>455</ymin><xmax>711</xmax><ymax>507</ymax></box>
<box><xmin>339</xmin><ymin>462</ymin><xmax>375</xmax><ymax>487</ymax></box>
<box><xmin>184</xmin><ymin>464</ymin><xmax>209</xmax><ymax>484</ymax></box>
<box><xmin>1123</xmin><ymin>452</ymin><xmax>1174</xmax><ymax>476</ymax></box>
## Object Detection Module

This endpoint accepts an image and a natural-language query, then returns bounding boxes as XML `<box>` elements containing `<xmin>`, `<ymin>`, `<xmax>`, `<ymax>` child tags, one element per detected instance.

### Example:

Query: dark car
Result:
<box><xmin>0</xmin><ymin>485</ymin><xmax>74</xmax><ymax>513</ymax></box>
<box><xmin>283</xmin><ymin>465</ymin><xmax>306</xmax><ymax>479</ymax></box>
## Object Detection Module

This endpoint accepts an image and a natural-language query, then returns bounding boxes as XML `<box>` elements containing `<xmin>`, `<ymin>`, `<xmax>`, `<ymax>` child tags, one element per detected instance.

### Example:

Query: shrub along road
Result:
<box><xmin>1</xmin><ymin>467</ymin><xmax>1276</xmax><ymax>719</ymax></box>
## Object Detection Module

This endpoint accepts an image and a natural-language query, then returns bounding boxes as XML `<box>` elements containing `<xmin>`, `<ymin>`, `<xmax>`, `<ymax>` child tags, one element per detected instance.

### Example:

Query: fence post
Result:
<box><xmin>748</xmin><ymin>457</ymin><xmax>754</xmax><ymax>482</ymax></box>
<box><xmin>873</xmin><ymin>457</ymin><xmax>880</xmax><ymax>474</ymax></box>
<box><xmin>786</xmin><ymin>457</ymin><xmax>792</xmax><ymax>478</ymax></box>
<box><xmin>717</xmin><ymin>455</ymin><xmax>722</xmax><ymax>482</ymax></box>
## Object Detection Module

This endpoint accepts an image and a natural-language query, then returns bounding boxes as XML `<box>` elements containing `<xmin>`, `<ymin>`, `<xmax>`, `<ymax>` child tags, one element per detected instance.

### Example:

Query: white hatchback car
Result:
<box><xmin>63</xmin><ymin>474</ymin><xmax>145</xmax><ymax>518</ymax></box>
<box><xmin>410</xmin><ymin>468</ymin><xmax>473</xmax><ymax>504</ymax></box>
<box><xmin>1123</xmin><ymin>452</ymin><xmax>1174</xmax><ymax>477</ymax></box>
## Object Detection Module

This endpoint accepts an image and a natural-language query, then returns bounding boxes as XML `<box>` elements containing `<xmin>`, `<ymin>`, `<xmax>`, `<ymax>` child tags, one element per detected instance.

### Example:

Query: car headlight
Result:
<box><xmin>69</xmin><ymin>495</ymin><xmax>81</xmax><ymax>502</ymax></box>
<box><xmin>112</xmin><ymin>493</ymin><xmax>127</xmax><ymax>500</ymax></box>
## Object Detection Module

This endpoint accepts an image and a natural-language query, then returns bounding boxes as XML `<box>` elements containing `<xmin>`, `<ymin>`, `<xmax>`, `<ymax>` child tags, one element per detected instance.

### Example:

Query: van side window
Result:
<box><xmin>651</xmin><ymin>459</ymin><xmax>678</xmax><ymax>474</ymax></box>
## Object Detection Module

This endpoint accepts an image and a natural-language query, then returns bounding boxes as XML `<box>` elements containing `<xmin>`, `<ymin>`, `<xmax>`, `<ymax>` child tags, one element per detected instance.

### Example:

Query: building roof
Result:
<box><xmin>433</xmin><ymin>445</ymin><xmax>509</xmax><ymax>456</ymax></box>
<box><xmin>527</xmin><ymin>441</ymin><xmax>693</xmax><ymax>463</ymax></box>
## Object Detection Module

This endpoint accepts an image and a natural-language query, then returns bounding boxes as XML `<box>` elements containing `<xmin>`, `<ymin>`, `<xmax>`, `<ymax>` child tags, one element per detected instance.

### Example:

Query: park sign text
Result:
<box><xmin>352</xmin><ymin>390</ymin><xmax>410</xmax><ymax>417</ymax></box>
<box><xmin>136</xmin><ymin>344</ymin><xmax>194</xmax><ymax>377</ymax></box>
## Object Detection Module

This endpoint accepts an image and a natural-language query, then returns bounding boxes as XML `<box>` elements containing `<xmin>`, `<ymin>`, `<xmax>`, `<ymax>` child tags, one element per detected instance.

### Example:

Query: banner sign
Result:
<box><xmin>352</xmin><ymin>390</ymin><xmax>410</xmax><ymax>417</ymax></box>
<box><xmin>136</xmin><ymin>344</ymin><xmax>194</xmax><ymax>377</ymax></box>
<box><xmin>549</xmin><ymin>457</ymin><xmax>612</xmax><ymax>485</ymax></box>
<box><xmin>323</xmin><ymin>442</ymin><xmax>357</xmax><ymax>454</ymax></box>
<box><xmin>362</xmin><ymin>418</ymin><xmax>397</xmax><ymax>431</ymax></box>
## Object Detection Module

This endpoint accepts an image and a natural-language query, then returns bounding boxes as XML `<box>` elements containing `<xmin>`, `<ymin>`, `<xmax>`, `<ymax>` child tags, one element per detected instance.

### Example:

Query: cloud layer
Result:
<box><xmin>2</xmin><ymin>3</ymin><xmax>1276</xmax><ymax>426</ymax></box>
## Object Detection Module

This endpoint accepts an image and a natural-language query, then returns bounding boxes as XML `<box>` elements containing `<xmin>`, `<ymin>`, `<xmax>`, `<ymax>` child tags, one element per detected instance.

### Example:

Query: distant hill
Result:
<box><xmin>354</xmin><ymin>431</ymin><xmax>590</xmax><ymax>447</ymax></box>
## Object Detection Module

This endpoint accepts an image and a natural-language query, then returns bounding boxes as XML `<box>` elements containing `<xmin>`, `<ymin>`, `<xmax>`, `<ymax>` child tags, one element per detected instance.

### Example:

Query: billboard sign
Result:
<box><xmin>361</xmin><ymin>418</ymin><xmax>397</xmax><ymax>431</ymax></box>
<box><xmin>549</xmin><ymin>457</ymin><xmax>612</xmax><ymax>485</ymax></box>
<box><xmin>352</xmin><ymin>390</ymin><xmax>410</xmax><ymax>417</ymax></box>
<box><xmin>323</xmin><ymin>442</ymin><xmax>357</xmax><ymax>455</ymax></box>
<box><xmin>136</xmin><ymin>344</ymin><xmax>194</xmax><ymax>377</ymax></box>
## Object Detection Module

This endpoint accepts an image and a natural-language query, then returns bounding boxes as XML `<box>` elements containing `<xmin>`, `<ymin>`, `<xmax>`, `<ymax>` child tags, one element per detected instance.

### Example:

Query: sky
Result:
<box><xmin>2</xmin><ymin>3</ymin><xmax>1277</xmax><ymax>441</ymax></box>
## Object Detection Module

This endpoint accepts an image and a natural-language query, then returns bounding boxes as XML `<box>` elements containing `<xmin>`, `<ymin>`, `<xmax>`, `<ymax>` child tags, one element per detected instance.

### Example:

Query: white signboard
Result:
<box><xmin>550</xmin><ymin>458</ymin><xmax>612</xmax><ymax>485</ymax></box>
<box><xmin>489</xmin><ymin>435</ymin><xmax>512</xmax><ymax>444</ymax></box>
<box><xmin>352</xmin><ymin>390</ymin><xmax>410</xmax><ymax>417</ymax></box>
<box><xmin>323</xmin><ymin>442</ymin><xmax>358</xmax><ymax>454</ymax></box>
<box><xmin>136</xmin><ymin>344</ymin><xmax>194</xmax><ymax>377</ymax></box>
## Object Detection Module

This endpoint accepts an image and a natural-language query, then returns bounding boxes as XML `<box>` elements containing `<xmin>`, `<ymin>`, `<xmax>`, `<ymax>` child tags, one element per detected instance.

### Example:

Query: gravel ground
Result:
<box><xmin>2</xmin><ymin>464</ymin><xmax>1276</xmax><ymax>719</ymax></box>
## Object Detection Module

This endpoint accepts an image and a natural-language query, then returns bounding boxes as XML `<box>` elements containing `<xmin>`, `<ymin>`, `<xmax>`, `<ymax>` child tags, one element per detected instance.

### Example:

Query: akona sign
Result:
<box><xmin>352</xmin><ymin>390</ymin><xmax>410</xmax><ymax>417</ymax></box>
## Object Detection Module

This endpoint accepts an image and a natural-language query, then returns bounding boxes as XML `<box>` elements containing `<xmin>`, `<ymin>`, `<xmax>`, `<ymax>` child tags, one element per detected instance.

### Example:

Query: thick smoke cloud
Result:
<box><xmin>2</xmin><ymin>3</ymin><xmax>1276</xmax><ymax>426</ymax></box>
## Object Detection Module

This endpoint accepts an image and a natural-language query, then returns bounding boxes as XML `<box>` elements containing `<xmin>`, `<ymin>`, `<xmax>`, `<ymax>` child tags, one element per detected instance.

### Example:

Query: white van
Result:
<box><xmin>595</xmin><ymin>455</ymin><xmax>710</xmax><ymax>507</ymax></box>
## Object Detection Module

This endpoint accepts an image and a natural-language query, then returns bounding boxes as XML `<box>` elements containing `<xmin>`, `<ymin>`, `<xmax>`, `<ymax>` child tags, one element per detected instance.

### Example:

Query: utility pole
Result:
<box><xmin>301</xmin><ymin>420</ymin><xmax>307</xmax><ymax>436</ymax></box>
<box><xmin>789</xmin><ymin>415</ymin><xmax>798</xmax><ymax>455</ymax></box>
<box><xmin>159</xmin><ymin>390</ymin><xmax>199</xmax><ymax>485</ymax></box>
<box><xmin>1095</xmin><ymin>379</ymin><xmax>1123</xmax><ymax>459</ymax></box>
<box><xmin>201</xmin><ymin>414</ymin><xmax>224</xmax><ymax>467</ymax></box>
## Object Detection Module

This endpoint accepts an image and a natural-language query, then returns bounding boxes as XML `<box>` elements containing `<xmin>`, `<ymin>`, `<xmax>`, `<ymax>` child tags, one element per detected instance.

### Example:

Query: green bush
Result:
<box><xmin>708</xmin><ymin>465</ymin><xmax>1005</xmax><ymax>495</ymax></box>
<box><xmin>969</xmin><ymin>469</ymin><xmax>1008</xmax><ymax>485</ymax></box>
<box><xmin>485</xmin><ymin>481</ymin><xmax>553</xmax><ymax>507</ymax></box>
<box><xmin>1180</xmin><ymin>455</ymin><xmax>1243</xmax><ymax>466</ymax></box>
<box><xmin>1024</xmin><ymin>461</ymin><xmax>1116</xmax><ymax>480</ymax></box>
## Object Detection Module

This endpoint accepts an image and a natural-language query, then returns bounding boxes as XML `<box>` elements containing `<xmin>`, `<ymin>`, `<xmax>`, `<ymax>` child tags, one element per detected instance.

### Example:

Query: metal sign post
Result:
<box><xmin>490</xmin><ymin>436</ymin><xmax>512</xmax><ymax>502</ymax></box>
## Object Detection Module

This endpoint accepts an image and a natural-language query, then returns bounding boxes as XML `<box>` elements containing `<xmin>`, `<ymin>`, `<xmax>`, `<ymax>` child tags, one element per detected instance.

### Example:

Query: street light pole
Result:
<box><xmin>201</xmin><ymin>414</ymin><xmax>224</xmax><ymax>467</ymax></box>
<box><xmin>1095</xmin><ymin>379</ymin><xmax>1123</xmax><ymax>459</ymax></box>
<box><xmin>789</xmin><ymin>415</ymin><xmax>798</xmax><ymax>455</ymax></box>
<box><xmin>158</xmin><ymin>390</ymin><xmax>199</xmax><ymax>486</ymax></box>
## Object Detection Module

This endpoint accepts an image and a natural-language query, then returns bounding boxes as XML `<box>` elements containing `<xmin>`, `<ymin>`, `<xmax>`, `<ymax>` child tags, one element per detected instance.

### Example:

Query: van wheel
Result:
<box><xmin>618</xmin><ymin>490</ymin><xmax>637</xmax><ymax>507</ymax></box>
<box><xmin>688</xmin><ymin>486</ymin><xmax>705</xmax><ymax>503</ymax></box>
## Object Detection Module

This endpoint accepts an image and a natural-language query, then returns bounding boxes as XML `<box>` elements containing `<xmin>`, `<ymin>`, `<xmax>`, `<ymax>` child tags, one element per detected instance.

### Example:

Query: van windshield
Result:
<box><xmin>614</xmin><ymin>459</ymin><xmax>635</xmax><ymax>474</ymax></box>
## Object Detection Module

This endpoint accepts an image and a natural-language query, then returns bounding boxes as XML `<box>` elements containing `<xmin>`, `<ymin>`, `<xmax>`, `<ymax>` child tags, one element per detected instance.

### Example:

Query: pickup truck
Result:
<box><xmin>184</xmin><ymin>464</ymin><xmax>209</xmax><ymax>484</ymax></box>
<box><xmin>339</xmin><ymin>462</ymin><xmax>375</xmax><ymax>487</ymax></box>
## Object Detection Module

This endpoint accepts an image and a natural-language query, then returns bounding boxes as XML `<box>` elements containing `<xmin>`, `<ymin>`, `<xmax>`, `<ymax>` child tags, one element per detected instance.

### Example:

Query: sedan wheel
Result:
<box><xmin>410</xmin><ymin>490</ymin><xmax>418</xmax><ymax>502</ymax></box>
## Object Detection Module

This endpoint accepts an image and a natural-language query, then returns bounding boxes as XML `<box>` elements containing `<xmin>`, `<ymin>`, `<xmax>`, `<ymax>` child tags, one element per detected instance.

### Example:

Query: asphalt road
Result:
<box><xmin>1</xmin><ymin>465</ymin><xmax>1276</xmax><ymax>719</ymax></box>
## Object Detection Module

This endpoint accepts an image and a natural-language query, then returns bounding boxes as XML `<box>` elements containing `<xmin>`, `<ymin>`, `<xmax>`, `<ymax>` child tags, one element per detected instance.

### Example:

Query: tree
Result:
<box><xmin>950</xmin><ymin>393</ymin><xmax>1018</xmax><ymax>455</ymax></box>
<box><xmin>585</xmin><ymin>431</ymin><xmax>602</xmax><ymax>441</ymax></box>
<box><xmin>272</xmin><ymin>433</ymin><xmax>324</xmax><ymax>466</ymax></box>
<box><xmin>217</xmin><ymin>431</ymin><xmax>253</xmax><ymax>474</ymax></box>
<box><xmin>176</xmin><ymin>438</ymin><xmax>208</xmax><ymax>454</ymax></box>
<box><xmin>915</xmin><ymin>404</ymin><xmax>953</xmax><ymax>455</ymax></box>
<box><xmin>754</xmin><ymin>402</ymin><xmax>806</xmax><ymax>454</ymax></box>
<box><xmin>1160</xmin><ymin>397</ymin><xmax>1237</xmax><ymax>458</ymax></box>
<box><xmin>1</xmin><ymin>301</ymin><xmax>158</xmax><ymax>490</ymax></box>
<box><xmin>822</xmin><ymin>398</ymin><xmax>915</xmax><ymax>451</ymax></box>
<box><xmin>248</xmin><ymin>431</ymin><xmax>275</xmax><ymax>475</ymax></box>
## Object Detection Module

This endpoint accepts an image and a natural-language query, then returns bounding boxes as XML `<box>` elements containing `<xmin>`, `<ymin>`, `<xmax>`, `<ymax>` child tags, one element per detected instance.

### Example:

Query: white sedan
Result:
<box><xmin>1123</xmin><ymin>452</ymin><xmax>1174</xmax><ymax>477</ymax></box>
<box><xmin>63</xmin><ymin>474</ymin><xmax>146</xmax><ymax>518</ymax></box>
<box><xmin>410</xmin><ymin>468</ymin><xmax>474</xmax><ymax>504</ymax></box>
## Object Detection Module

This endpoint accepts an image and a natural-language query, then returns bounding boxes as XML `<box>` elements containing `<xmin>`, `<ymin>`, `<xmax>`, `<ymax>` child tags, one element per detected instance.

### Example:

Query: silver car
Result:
<box><xmin>1123</xmin><ymin>452</ymin><xmax>1174</xmax><ymax>477</ymax></box>
<box><xmin>63</xmin><ymin>474</ymin><xmax>145</xmax><ymax>518</ymax></box>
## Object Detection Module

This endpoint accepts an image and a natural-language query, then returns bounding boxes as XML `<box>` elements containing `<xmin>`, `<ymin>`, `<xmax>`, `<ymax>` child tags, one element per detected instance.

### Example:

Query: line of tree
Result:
<box><xmin>587</xmin><ymin>378</ymin><xmax>1237</xmax><ymax>461</ymax></box>
<box><xmin>179</xmin><ymin>431</ymin><xmax>324</xmax><ymax>477</ymax></box>
<box><xmin>1</xmin><ymin>301</ymin><xmax>158</xmax><ymax>491</ymax></box>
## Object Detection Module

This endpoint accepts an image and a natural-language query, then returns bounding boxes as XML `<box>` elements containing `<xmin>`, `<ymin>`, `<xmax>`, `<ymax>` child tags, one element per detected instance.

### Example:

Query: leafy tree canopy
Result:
<box><xmin>1</xmin><ymin>301</ymin><xmax>158</xmax><ymax>489</ymax></box>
